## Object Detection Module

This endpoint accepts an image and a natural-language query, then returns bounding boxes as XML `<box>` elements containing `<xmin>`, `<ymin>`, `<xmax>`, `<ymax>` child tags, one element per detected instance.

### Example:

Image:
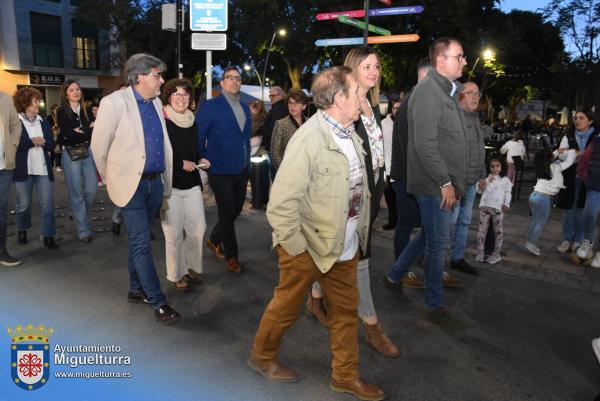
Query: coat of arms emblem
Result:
<box><xmin>8</xmin><ymin>324</ymin><xmax>53</xmax><ymax>390</ymax></box>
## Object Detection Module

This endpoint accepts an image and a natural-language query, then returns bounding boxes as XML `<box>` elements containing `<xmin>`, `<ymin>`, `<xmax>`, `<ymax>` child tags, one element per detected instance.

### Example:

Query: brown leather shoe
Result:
<box><xmin>247</xmin><ymin>357</ymin><xmax>298</xmax><ymax>383</ymax></box>
<box><xmin>363</xmin><ymin>322</ymin><xmax>400</xmax><ymax>358</ymax></box>
<box><xmin>330</xmin><ymin>377</ymin><xmax>386</xmax><ymax>401</ymax></box>
<box><xmin>206</xmin><ymin>240</ymin><xmax>225</xmax><ymax>261</ymax></box>
<box><xmin>227</xmin><ymin>257</ymin><xmax>244</xmax><ymax>274</ymax></box>
<box><xmin>443</xmin><ymin>271</ymin><xmax>460</xmax><ymax>288</ymax></box>
<box><xmin>305</xmin><ymin>292</ymin><xmax>327</xmax><ymax>326</ymax></box>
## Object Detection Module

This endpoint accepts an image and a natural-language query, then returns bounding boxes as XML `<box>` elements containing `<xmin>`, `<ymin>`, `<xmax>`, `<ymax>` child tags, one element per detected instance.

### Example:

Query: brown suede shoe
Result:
<box><xmin>227</xmin><ymin>258</ymin><xmax>244</xmax><ymax>274</ymax></box>
<box><xmin>206</xmin><ymin>240</ymin><xmax>225</xmax><ymax>261</ymax></box>
<box><xmin>305</xmin><ymin>292</ymin><xmax>327</xmax><ymax>326</ymax></box>
<box><xmin>363</xmin><ymin>322</ymin><xmax>400</xmax><ymax>358</ymax></box>
<box><xmin>247</xmin><ymin>357</ymin><xmax>298</xmax><ymax>383</ymax></box>
<box><xmin>330</xmin><ymin>377</ymin><xmax>386</xmax><ymax>401</ymax></box>
<box><xmin>443</xmin><ymin>271</ymin><xmax>460</xmax><ymax>288</ymax></box>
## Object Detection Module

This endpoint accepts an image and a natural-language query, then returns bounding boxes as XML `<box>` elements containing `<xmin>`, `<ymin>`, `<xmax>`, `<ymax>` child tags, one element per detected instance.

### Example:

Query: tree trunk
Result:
<box><xmin>283</xmin><ymin>58</ymin><xmax>302</xmax><ymax>89</ymax></box>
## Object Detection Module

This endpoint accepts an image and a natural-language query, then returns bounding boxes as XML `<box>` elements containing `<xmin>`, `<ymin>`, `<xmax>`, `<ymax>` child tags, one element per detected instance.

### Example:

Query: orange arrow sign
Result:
<box><xmin>368</xmin><ymin>34</ymin><xmax>420</xmax><ymax>44</ymax></box>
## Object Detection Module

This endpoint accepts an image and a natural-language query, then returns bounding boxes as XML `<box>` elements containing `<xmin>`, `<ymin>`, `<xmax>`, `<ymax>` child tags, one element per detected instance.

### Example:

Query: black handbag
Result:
<box><xmin>65</xmin><ymin>143</ymin><xmax>89</xmax><ymax>161</ymax></box>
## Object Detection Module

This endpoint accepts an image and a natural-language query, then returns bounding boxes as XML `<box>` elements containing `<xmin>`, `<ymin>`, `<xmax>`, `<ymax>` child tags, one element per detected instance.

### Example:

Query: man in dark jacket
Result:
<box><xmin>260</xmin><ymin>86</ymin><xmax>287</xmax><ymax>152</ymax></box>
<box><xmin>383</xmin><ymin>37</ymin><xmax>468</xmax><ymax>329</ymax></box>
<box><xmin>449</xmin><ymin>82</ymin><xmax>487</xmax><ymax>274</ymax></box>
<box><xmin>196</xmin><ymin>67</ymin><xmax>252</xmax><ymax>275</ymax></box>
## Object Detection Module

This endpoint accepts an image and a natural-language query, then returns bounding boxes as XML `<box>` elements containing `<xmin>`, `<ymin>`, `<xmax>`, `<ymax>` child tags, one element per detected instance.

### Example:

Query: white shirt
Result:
<box><xmin>500</xmin><ymin>140</ymin><xmax>526</xmax><ymax>163</ymax></box>
<box><xmin>331</xmin><ymin>132</ymin><xmax>362</xmax><ymax>262</ymax></box>
<box><xmin>18</xmin><ymin>114</ymin><xmax>47</xmax><ymax>176</ymax></box>
<box><xmin>477</xmin><ymin>175</ymin><xmax>512</xmax><ymax>210</ymax></box>
<box><xmin>533</xmin><ymin>149</ymin><xmax>576</xmax><ymax>196</ymax></box>
<box><xmin>381</xmin><ymin>114</ymin><xmax>394</xmax><ymax>179</ymax></box>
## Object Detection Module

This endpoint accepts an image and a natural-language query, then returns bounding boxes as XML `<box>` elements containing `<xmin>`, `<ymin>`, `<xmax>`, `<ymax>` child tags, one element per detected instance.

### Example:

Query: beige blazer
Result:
<box><xmin>0</xmin><ymin>91</ymin><xmax>21</xmax><ymax>170</ymax></box>
<box><xmin>91</xmin><ymin>87</ymin><xmax>172</xmax><ymax>207</ymax></box>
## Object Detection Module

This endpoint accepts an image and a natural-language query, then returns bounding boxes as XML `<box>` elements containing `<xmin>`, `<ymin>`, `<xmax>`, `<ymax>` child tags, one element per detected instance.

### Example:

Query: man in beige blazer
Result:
<box><xmin>92</xmin><ymin>54</ymin><xmax>179</xmax><ymax>324</ymax></box>
<box><xmin>0</xmin><ymin>91</ymin><xmax>22</xmax><ymax>266</ymax></box>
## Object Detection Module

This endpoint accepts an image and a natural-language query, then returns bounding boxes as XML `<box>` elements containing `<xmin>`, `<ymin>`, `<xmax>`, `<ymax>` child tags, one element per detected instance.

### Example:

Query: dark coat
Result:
<box><xmin>15</xmin><ymin>119</ymin><xmax>56</xmax><ymax>182</ymax></box>
<box><xmin>260</xmin><ymin>99</ymin><xmax>288</xmax><ymax>152</ymax></box>
<box><xmin>56</xmin><ymin>106</ymin><xmax>92</xmax><ymax>146</ymax></box>
<box><xmin>556</xmin><ymin>129</ymin><xmax>596</xmax><ymax>209</ymax></box>
<box><xmin>354</xmin><ymin>104</ymin><xmax>385</xmax><ymax>258</ymax></box>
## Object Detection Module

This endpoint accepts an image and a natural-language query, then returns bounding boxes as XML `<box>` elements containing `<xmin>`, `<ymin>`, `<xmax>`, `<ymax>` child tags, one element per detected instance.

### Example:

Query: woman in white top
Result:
<box><xmin>525</xmin><ymin>147</ymin><xmax>576</xmax><ymax>256</ymax></box>
<box><xmin>13</xmin><ymin>87</ymin><xmax>58</xmax><ymax>249</ymax></box>
<box><xmin>500</xmin><ymin>131</ymin><xmax>527</xmax><ymax>184</ymax></box>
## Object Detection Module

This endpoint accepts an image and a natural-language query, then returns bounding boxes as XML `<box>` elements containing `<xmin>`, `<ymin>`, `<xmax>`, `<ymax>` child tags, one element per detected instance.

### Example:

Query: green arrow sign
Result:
<box><xmin>337</xmin><ymin>16</ymin><xmax>391</xmax><ymax>36</ymax></box>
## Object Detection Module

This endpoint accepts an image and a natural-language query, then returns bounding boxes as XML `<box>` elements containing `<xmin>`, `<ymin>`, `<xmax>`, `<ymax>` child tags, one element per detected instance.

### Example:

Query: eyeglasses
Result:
<box><xmin>269</xmin><ymin>93</ymin><xmax>281</xmax><ymax>98</ymax></box>
<box><xmin>463</xmin><ymin>91</ymin><xmax>481</xmax><ymax>98</ymax></box>
<box><xmin>224</xmin><ymin>75</ymin><xmax>242</xmax><ymax>82</ymax></box>
<box><xmin>288</xmin><ymin>99</ymin><xmax>302</xmax><ymax>106</ymax></box>
<box><xmin>172</xmin><ymin>93</ymin><xmax>190</xmax><ymax>99</ymax></box>
<box><xmin>443</xmin><ymin>54</ymin><xmax>467</xmax><ymax>62</ymax></box>
<box><xmin>147</xmin><ymin>72</ymin><xmax>163</xmax><ymax>80</ymax></box>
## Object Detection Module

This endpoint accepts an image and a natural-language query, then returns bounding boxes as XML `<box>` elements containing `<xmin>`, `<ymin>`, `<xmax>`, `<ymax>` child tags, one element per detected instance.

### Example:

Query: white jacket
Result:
<box><xmin>477</xmin><ymin>175</ymin><xmax>512</xmax><ymax>210</ymax></box>
<box><xmin>533</xmin><ymin>149</ymin><xmax>576</xmax><ymax>196</ymax></box>
<box><xmin>500</xmin><ymin>140</ymin><xmax>526</xmax><ymax>163</ymax></box>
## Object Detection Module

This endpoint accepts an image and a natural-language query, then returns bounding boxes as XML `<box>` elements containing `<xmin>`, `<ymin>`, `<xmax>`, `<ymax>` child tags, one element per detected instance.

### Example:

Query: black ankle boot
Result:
<box><xmin>43</xmin><ymin>237</ymin><xmax>58</xmax><ymax>250</ymax></box>
<box><xmin>17</xmin><ymin>231</ymin><xmax>27</xmax><ymax>245</ymax></box>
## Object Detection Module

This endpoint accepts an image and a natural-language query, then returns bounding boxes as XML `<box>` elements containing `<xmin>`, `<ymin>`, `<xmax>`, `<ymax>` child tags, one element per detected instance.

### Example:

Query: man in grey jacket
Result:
<box><xmin>449</xmin><ymin>82</ymin><xmax>487</xmax><ymax>274</ymax></box>
<box><xmin>386</xmin><ymin>37</ymin><xmax>468</xmax><ymax>329</ymax></box>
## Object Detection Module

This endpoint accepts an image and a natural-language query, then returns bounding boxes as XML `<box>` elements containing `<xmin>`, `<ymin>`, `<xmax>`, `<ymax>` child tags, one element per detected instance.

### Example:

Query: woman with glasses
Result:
<box><xmin>160</xmin><ymin>78</ymin><xmax>206</xmax><ymax>292</ymax></box>
<box><xmin>56</xmin><ymin>80</ymin><xmax>97</xmax><ymax>242</ymax></box>
<box><xmin>13</xmin><ymin>87</ymin><xmax>59</xmax><ymax>249</ymax></box>
<box><xmin>306</xmin><ymin>46</ymin><xmax>400</xmax><ymax>358</ymax></box>
<box><xmin>270</xmin><ymin>89</ymin><xmax>308</xmax><ymax>171</ymax></box>
<box><xmin>555</xmin><ymin>109</ymin><xmax>597</xmax><ymax>255</ymax></box>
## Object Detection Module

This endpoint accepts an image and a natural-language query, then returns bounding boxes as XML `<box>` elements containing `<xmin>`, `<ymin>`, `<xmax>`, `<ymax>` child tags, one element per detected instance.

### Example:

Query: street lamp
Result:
<box><xmin>469</xmin><ymin>47</ymin><xmax>495</xmax><ymax>78</ymax></box>
<box><xmin>261</xmin><ymin>29</ymin><xmax>286</xmax><ymax>101</ymax></box>
<box><xmin>244</xmin><ymin>64</ymin><xmax>263</xmax><ymax>89</ymax></box>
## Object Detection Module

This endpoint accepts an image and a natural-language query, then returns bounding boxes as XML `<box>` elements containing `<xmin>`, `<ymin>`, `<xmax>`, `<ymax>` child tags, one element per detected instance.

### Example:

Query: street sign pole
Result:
<box><xmin>337</xmin><ymin>16</ymin><xmax>391</xmax><ymax>36</ymax></box>
<box><xmin>363</xmin><ymin>0</ymin><xmax>370</xmax><ymax>44</ymax></box>
<box><xmin>206</xmin><ymin>50</ymin><xmax>212</xmax><ymax>100</ymax></box>
<box><xmin>176</xmin><ymin>0</ymin><xmax>183</xmax><ymax>78</ymax></box>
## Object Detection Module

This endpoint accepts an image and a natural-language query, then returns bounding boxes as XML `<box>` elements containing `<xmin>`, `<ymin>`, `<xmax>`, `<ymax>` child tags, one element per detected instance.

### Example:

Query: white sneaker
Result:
<box><xmin>576</xmin><ymin>240</ymin><xmax>592</xmax><ymax>259</ymax></box>
<box><xmin>572</xmin><ymin>241</ymin><xmax>581</xmax><ymax>252</ymax></box>
<box><xmin>487</xmin><ymin>254</ymin><xmax>502</xmax><ymax>264</ymax></box>
<box><xmin>475</xmin><ymin>255</ymin><xmax>484</xmax><ymax>263</ymax></box>
<box><xmin>592</xmin><ymin>252</ymin><xmax>600</xmax><ymax>268</ymax></box>
<box><xmin>557</xmin><ymin>240</ymin><xmax>571</xmax><ymax>254</ymax></box>
<box><xmin>525</xmin><ymin>242</ymin><xmax>541</xmax><ymax>256</ymax></box>
<box><xmin>55</xmin><ymin>166</ymin><xmax>63</xmax><ymax>172</ymax></box>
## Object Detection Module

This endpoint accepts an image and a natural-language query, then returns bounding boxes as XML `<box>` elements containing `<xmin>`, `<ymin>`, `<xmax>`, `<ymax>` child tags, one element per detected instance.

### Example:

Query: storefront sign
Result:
<box><xmin>29</xmin><ymin>73</ymin><xmax>65</xmax><ymax>86</ymax></box>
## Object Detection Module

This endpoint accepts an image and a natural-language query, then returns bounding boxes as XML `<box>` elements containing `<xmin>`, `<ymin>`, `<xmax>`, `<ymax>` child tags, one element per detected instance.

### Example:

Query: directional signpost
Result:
<box><xmin>315</xmin><ymin>34</ymin><xmax>420</xmax><ymax>47</ymax></box>
<box><xmin>316</xmin><ymin>6</ymin><xmax>424</xmax><ymax>21</ymax></box>
<box><xmin>337</xmin><ymin>16</ymin><xmax>391</xmax><ymax>36</ymax></box>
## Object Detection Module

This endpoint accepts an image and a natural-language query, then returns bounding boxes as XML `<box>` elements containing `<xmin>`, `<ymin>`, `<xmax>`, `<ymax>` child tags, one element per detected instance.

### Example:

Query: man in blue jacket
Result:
<box><xmin>196</xmin><ymin>67</ymin><xmax>252</xmax><ymax>274</ymax></box>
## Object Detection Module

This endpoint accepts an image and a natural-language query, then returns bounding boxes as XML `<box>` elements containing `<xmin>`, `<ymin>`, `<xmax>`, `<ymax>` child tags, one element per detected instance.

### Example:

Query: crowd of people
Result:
<box><xmin>0</xmin><ymin>36</ymin><xmax>597</xmax><ymax>401</ymax></box>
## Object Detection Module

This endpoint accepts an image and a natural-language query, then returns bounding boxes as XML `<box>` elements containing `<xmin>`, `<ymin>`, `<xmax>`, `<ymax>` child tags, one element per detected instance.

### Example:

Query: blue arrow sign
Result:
<box><xmin>315</xmin><ymin>37</ymin><xmax>365</xmax><ymax>47</ymax></box>
<box><xmin>370</xmin><ymin>6</ymin><xmax>424</xmax><ymax>16</ymax></box>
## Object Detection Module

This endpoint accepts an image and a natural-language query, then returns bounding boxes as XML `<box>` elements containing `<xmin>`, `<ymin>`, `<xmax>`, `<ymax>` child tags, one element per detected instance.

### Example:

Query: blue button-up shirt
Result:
<box><xmin>133</xmin><ymin>88</ymin><xmax>165</xmax><ymax>174</ymax></box>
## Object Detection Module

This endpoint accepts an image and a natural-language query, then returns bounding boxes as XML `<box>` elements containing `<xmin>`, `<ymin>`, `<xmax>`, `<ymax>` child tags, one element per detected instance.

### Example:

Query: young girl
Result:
<box><xmin>525</xmin><ymin>148</ymin><xmax>576</xmax><ymax>256</ymax></box>
<box><xmin>500</xmin><ymin>131</ymin><xmax>527</xmax><ymax>184</ymax></box>
<box><xmin>476</xmin><ymin>157</ymin><xmax>513</xmax><ymax>264</ymax></box>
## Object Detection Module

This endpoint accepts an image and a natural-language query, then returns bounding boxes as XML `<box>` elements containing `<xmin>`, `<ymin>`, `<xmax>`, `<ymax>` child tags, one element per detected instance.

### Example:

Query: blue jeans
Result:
<box><xmin>15</xmin><ymin>175</ymin><xmax>55</xmax><ymax>237</ymax></box>
<box><xmin>387</xmin><ymin>230</ymin><xmax>425</xmax><ymax>282</ymax></box>
<box><xmin>450</xmin><ymin>184</ymin><xmax>477</xmax><ymax>262</ymax></box>
<box><xmin>562</xmin><ymin>177</ymin><xmax>584</xmax><ymax>243</ymax></box>
<box><xmin>0</xmin><ymin>170</ymin><xmax>14</xmax><ymax>252</ymax></box>
<box><xmin>120</xmin><ymin>176</ymin><xmax>166</xmax><ymax>309</ymax></box>
<box><xmin>527</xmin><ymin>192</ymin><xmax>552</xmax><ymax>245</ymax></box>
<box><xmin>62</xmin><ymin>151</ymin><xmax>97</xmax><ymax>239</ymax></box>
<box><xmin>392</xmin><ymin>180</ymin><xmax>420</xmax><ymax>259</ymax></box>
<box><xmin>583</xmin><ymin>191</ymin><xmax>600</xmax><ymax>242</ymax></box>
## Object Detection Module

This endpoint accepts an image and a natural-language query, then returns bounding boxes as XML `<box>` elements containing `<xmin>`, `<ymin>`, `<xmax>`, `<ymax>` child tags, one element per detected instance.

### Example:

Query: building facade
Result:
<box><xmin>0</xmin><ymin>0</ymin><xmax>120</xmax><ymax>115</ymax></box>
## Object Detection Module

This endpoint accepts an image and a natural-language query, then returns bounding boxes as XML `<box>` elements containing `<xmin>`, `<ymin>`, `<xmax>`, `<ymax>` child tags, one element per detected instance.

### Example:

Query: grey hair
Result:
<box><xmin>270</xmin><ymin>86</ymin><xmax>284</xmax><ymax>96</ymax></box>
<box><xmin>311</xmin><ymin>66</ymin><xmax>352</xmax><ymax>110</ymax></box>
<box><xmin>125</xmin><ymin>53</ymin><xmax>167</xmax><ymax>86</ymax></box>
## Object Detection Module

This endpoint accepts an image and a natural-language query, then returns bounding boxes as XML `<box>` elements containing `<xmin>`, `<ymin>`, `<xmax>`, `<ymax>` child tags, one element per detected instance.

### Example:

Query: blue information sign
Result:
<box><xmin>315</xmin><ymin>37</ymin><xmax>364</xmax><ymax>47</ymax></box>
<box><xmin>190</xmin><ymin>0</ymin><xmax>228</xmax><ymax>31</ymax></box>
<box><xmin>370</xmin><ymin>6</ymin><xmax>424</xmax><ymax>16</ymax></box>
